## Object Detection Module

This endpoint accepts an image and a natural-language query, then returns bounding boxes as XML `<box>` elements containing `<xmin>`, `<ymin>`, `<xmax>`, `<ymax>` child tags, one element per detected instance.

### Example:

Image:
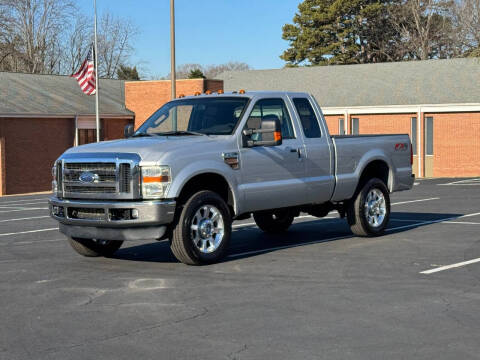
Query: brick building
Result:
<box><xmin>125</xmin><ymin>78</ymin><xmax>223</xmax><ymax>128</ymax></box>
<box><xmin>218</xmin><ymin>58</ymin><xmax>480</xmax><ymax>178</ymax></box>
<box><xmin>0</xmin><ymin>72</ymin><xmax>134</xmax><ymax>195</ymax></box>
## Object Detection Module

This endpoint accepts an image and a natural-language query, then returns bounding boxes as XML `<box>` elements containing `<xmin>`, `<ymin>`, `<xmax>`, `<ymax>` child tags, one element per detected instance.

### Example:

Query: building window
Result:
<box><xmin>339</xmin><ymin>118</ymin><xmax>345</xmax><ymax>135</ymax></box>
<box><xmin>425</xmin><ymin>117</ymin><xmax>434</xmax><ymax>155</ymax></box>
<box><xmin>351</xmin><ymin>118</ymin><xmax>359</xmax><ymax>135</ymax></box>
<box><xmin>292</xmin><ymin>98</ymin><xmax>321</xmax><ymax>138</ymax></box>
<box><xmin>411</xmin><ymin>117</ymin><xmax>417</xmax><ymax>155</ymax></box>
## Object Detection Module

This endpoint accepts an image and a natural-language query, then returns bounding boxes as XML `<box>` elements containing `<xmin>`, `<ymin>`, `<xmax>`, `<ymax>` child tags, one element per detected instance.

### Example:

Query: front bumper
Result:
<box><xmin>49</xmin><ymin>197</ymin><xmax>176</xmax><ymax>241</ymax></box>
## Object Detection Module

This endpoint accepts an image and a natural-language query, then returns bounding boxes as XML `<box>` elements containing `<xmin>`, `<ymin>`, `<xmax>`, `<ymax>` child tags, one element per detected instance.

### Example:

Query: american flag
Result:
<box><xmin>72</xmin><ymin>46</ymin><xmax>96</xmax><ymax>95</ymax></box>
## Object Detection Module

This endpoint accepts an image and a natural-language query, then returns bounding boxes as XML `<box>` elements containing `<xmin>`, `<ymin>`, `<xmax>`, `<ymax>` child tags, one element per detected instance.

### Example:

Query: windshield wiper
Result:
<box><xmin>131</xmin><ymin>133</ymin><xmax>159</xmax><ymax>138</ymax></box>
<box><xmin>157</xmin><ymin>131</ymin><xmax>206</xmax><ymax>136</ymax></box>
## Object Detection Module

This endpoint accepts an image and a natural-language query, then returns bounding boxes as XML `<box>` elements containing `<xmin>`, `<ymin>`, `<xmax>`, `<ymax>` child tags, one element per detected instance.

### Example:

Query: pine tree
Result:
<box><xmin>188</xmin><ymin>68</ymin><xmax>206</xmax><ymax>79</ymax></box>
<box><xmin>117</xmin><ymin>65</ymin><xmax>140</xmax><ymax>80</ymax></box>
<box><xmin>281</xmin><ymin>0</ymin><xmax>401</xmax><ymax>65</ymax></box>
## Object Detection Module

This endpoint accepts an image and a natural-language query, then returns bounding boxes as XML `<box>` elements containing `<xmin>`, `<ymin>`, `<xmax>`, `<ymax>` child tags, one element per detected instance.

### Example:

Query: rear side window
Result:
<box><xmin>246</xmin><ymin>98</ymin><xmax>295</xmax><ymax>139</ymax></box>
<box><xmin>292</xmin><ymin>98</ymin><xmax>321</xmax><ymax>138</ymax></box>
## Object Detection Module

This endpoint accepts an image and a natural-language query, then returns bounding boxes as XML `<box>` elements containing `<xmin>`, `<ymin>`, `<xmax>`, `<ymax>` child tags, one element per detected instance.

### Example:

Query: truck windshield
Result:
<box><xmin>134</xmin><ymin>97</ymin><xmax>249</xmax><ymax>136</ymax></box>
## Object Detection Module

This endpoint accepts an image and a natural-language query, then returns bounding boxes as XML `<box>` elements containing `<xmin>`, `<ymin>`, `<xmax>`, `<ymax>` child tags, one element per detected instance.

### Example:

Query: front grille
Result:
<box><xmin>64</xmin><ymin>185</ymin><xmax>117</xmax><ymax>193</ymax></box>
<box><xmin>68</xmin><ymin>207</ymin><xmax>105</xmax><ymax>221</ymax></box>
<box><xmin>119</xmin><ymin>163</ymin><xmax>131</xmax><ymax>193</ymax></box>
<box><xmin>62</xmin><ymin>161</ymin><xmax>132</xmax><ymax>197</ymax></box>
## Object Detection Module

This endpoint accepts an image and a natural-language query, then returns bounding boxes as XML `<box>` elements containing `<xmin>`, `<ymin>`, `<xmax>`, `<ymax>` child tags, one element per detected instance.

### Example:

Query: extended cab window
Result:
<box><xmin>292</xmin><ymin>98</ymin><xmax>321</xmax><ymax>138</ymax></box>
<box><xmin>246</xmin><ymin>98</ymin><xmax>295</xmax><ymax>139</ymax></box>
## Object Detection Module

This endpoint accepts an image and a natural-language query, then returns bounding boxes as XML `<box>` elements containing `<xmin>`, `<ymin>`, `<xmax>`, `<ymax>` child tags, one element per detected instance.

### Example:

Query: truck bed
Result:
<box><xmin>330</xmin><ymin>134</ymin><xmax>413</xmax><ymax>201</ymax></box>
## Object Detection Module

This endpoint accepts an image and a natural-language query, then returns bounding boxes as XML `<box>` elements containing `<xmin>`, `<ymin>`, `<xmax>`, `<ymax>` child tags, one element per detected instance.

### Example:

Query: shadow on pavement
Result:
<box><xmin>112</xmin><ymin>211</ymin><xmax>463</xmax><ymax>264</ymax></box>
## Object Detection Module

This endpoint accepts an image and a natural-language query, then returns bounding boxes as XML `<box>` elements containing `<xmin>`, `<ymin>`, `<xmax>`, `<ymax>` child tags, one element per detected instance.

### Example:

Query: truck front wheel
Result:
<box><xmin>170</xmin><ymin>190</ymin><xmax>232</xmax><ymax>265</ymax></box>
<box><xmin>67</xmin><ymin>237</ymin><xmax>123</xmax><ymax>257</ymax></box>
<box><xmin>347</xmin><ymin>178</ymin><xmax>390</xmax><ymax>236</ymax></box>
<box><xmin>253</xmin><ymin>209</ymin><xmax>295</xmax><ymax>234</ymax></box>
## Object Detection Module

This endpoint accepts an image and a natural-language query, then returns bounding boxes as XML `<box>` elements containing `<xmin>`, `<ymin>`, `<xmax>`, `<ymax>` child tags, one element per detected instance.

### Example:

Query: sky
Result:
<box><xmin>78</xmin><ymin>0</ymin><xmax>301</xmax><ymax>78</ymax></box>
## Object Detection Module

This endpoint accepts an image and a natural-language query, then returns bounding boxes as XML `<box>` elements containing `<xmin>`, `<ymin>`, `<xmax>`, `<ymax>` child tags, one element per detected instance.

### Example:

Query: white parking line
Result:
<box><xmin>0</xmin><ymin>228</ymin><xmax>58</xmax><ymax>237</ymax></box>
<box><xmin>0</xmin><ymin>216</ymin><xmax>50</xmax><ymax>223</ymax></box>
<box><xmin>228</xmin><ymin>211</ymin><xmax>480</xmax><ymax>259</ymax></box>
<box><xmin>420</xmin><ymin>258</ymin><xmax>480</xmax><ymax>274</ymax></box>
<box><xmin>0</xmin><ymin>198</ymin><xmax>49</xmax><ymax>205</ymax></box>
<box><xmin>390</xmin><ymin>197</ymin><xmax>439</xmax><ymax>206</ymax></box>
<box><xmin>438</xmin><ymin>178</ymin><xmax>480</xmax><ymax>186</ymax></box>
<box><xmin>0</xmin><ymin>208</ymin><xmax>48</xmax><ymax>213</ymax></box>
<box><xmin>0</xmin><ymin>201</ymin><xmax>48</xmax><ymax>208</ymax></box>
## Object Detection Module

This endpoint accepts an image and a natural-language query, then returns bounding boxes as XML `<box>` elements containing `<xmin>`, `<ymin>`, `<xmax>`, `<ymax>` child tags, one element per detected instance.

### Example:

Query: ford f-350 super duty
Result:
<box><xmin>49</xmin><ymin>91</ymin><xmax>414</xmax><ymax>265</ymax></box>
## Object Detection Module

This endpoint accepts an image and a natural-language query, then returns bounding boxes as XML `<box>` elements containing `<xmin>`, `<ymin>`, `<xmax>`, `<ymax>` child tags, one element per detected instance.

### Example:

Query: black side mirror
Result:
<box><xmin>243</xmin><ymin>117</ymin><xmax>282</xmax><ymax>147</ymax></box>
<box><xmin>124</xmin><ymin>124</ymin><xmax>134</xmax><ymax>138</ymax></box>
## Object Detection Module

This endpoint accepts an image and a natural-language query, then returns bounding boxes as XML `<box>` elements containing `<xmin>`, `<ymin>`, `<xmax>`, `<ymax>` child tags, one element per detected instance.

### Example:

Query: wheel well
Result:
<box><xmin>356</xmin><ymin>160</ymin><xmax>390</xmax><ymax>193</ymax></box>
<box><xmin>177</xmin><ymin>173</ymin><xmax>235</xmax><ymax>215</ymax></box>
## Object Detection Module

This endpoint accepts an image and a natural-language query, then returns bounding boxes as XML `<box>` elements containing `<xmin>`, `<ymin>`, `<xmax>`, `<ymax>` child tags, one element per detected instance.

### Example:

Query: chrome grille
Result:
<box><xmin>62</xmin><ymin>162</ymin><xmax>132</xmax><ymax>197</ymax></box>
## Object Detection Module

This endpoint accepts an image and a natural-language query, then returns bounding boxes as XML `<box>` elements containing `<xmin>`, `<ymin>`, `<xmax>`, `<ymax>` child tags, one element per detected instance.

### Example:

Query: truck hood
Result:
<box><xmin>64</xmin><ymin>136</ymin><xmax>227</xmax><ymax>163</ymax></box>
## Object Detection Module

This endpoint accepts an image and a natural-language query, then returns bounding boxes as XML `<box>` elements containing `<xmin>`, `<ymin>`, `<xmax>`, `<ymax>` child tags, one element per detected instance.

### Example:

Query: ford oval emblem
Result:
<box><xmin>79</xmin><ymin>171</ymin><xmax>99</xmax><ymax>183</ymax></box>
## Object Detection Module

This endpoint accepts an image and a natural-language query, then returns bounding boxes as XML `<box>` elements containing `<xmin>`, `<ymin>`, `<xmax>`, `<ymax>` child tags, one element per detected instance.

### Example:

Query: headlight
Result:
<box><xmin>52</xmin><ymin>163</ymin><xmax>57</xmax><ymax>194</ymax></box>
<box><xmin>141</xmin><ymin>166</ymin><xmax>171</xmax><ymax>199</ymax></box>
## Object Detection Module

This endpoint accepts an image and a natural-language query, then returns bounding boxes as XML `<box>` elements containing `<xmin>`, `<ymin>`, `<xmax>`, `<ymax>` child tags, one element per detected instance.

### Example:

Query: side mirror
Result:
<box><xmin>243</xmin><ymin>117</ymin><xmax>282</xmax><ymax>147</ymax></box>
<box><xmin>124</xmin><ymin>124</ymin><xmax>134</xmax><ymax>138</ymax></box>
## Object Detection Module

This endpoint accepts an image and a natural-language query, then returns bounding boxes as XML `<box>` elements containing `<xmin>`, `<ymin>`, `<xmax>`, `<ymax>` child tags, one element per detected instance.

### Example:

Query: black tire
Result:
<box><xmin>253</xmin><ymin>208</ymin><xmax>295</xmax><ymax>234</ymax></box>
<box><xmin>347</xmin><ymin>177</ymin><xmax>390</xmax><ymax>236</ymax></box>
<box><xmin>68</xmin><ymin>237</ymin><xmax>123</xmax><ymax>257</ymax></box>
<box><xmin>170</xmin><ymin>190</ymin><xmax>232</xmax><ymax>265</ymax></box>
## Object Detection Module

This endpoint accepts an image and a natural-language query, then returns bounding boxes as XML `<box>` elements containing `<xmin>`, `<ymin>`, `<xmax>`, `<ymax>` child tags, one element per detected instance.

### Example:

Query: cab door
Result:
<box><xmin>239</xmin><ymin>97</ymin><xmax>307</xmax><ymax>212</ymax></box>
<box><xmin>289</xmin><ymin>95</ymin><xmax>335</xmax><ymax>203</ymax></box>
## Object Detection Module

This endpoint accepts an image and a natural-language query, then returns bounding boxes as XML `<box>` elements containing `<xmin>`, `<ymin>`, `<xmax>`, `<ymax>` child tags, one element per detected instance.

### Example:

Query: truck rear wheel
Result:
<box><xmin>67</xmin><ymin>237</ymin><xmax>123</xmax><ymax>257</ymax></box>
<box><xmin>253</xmin><ymin>209</ymin><xmax>295</xmax><ymax>233</ymax></box>
<box><xmin>347</xmin><ymin>178</ymin><xmax>390</xmax><ymax>236</ymax></box>
<box><xmin>170</xmin><ymin>190</ymin><xmax>232</xmax><ymax>265</ymax></box>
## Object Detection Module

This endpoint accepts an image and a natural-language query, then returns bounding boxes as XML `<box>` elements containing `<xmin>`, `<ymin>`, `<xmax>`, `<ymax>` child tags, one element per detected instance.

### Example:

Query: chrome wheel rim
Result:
<box><xmin>364</xmin><ymin>188</ymin><xmax>386</xmax><ymax>228</ymax></box>
<box><xmin>190</xmin><ymin>205</ymin><xmax>224</xmax><ymax>254</ymax></box>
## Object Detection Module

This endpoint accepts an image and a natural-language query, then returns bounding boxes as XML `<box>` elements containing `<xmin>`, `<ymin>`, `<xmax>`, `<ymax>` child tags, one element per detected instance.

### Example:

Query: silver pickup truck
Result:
<box><xmin>49</xmin><ymin>91</ymin><xmax>414</xmax><ymax>265</ymax></box>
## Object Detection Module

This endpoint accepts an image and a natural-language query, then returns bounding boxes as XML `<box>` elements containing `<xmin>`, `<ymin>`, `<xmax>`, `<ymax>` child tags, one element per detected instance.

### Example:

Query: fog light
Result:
<box><xmin>52</xmin><ymin>205</ymin><xmax>64</xmax><ymax>217</ymax></box>
<box><xmin>131</xmin><ymin>209</ymin><xmax>139</xmax><ymax>219</ymax></box>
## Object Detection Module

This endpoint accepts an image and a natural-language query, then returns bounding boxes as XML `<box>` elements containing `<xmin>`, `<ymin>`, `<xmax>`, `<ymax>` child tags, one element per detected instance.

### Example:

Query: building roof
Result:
<box><xmin>0</xmin><ymin>72</ymin><xmax>134</xmax><ymax>117</ymax></box>
<box><xmin>218</xmin><ymin>58</ymin><xmax>480</xmax><ymax>108</ymax></box>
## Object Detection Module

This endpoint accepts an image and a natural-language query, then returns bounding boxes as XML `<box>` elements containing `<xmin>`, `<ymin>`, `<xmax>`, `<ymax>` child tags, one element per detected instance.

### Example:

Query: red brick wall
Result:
<box><xmin>0</xmin><ymin>117</ymin><xmax>75</xmax><ymax>195</ymax></box>
<box><xmin>356</xmin><ymin>113</ymin><xmax>413</xmax><ymax>135</ymax></box>
<box><xmin>426</xmin><ymin>112</ymin><xmax>480</xmax><ymax>177</ymax></box>
<box><xmin>125</xmin><ymin>79</ymin><xmax>224</xmax><ymax>129</ymax></box>
<box><xmin>103</xmin><ymin>118</ymin><xmax>134</xmax><ymax>141</ymax></box>
<box><xmin>324</xmin><ymin>115</ymin><xmax>341</xmax><ymax>135</ymax></box>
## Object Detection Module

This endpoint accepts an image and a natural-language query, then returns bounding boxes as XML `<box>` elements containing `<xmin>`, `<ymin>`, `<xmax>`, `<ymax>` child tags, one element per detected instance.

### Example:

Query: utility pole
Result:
<box><xmin>170</xmin><ymin>0</ymin><xmax>176</xmax><ymax>100</ymax></box>
<box><xmin>93</xmin><ymin>0</ymin><xmax>100</xmax><ymax>142</ymax></box>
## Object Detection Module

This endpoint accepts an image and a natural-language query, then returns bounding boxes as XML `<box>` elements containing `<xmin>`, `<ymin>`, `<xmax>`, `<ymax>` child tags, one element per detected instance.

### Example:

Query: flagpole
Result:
<box><xmin>94</xmin><ymin>0</ymin><xmax>100</xmax><ymax>142</ymax></box>
<box><xmin>170</xmin><ymin>0</ymin><xmax>176</xmax><ymax>100</ymax></box>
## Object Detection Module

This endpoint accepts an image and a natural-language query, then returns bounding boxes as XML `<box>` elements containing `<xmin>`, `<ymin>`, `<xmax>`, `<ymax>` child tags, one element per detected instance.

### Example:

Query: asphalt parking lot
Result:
<box><xmin>1</xmin><ymin>178</ymin><xmax>480</xmax><ymax>360</ymax></box>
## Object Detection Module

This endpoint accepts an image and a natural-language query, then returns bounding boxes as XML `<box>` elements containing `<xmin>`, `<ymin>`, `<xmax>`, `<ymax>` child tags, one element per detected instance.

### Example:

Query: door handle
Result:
<box><xmin>286</xmin><ymin>147</ymin><xmax>302</xmax><ymax>158</ymax></box>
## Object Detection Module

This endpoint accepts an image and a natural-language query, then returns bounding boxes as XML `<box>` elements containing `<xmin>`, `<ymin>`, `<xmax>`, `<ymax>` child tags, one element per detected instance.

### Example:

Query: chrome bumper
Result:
<box><xmin>48</xmin><ymin>197</ymin><xmax>176</xmax><ymax>241</ymax></box>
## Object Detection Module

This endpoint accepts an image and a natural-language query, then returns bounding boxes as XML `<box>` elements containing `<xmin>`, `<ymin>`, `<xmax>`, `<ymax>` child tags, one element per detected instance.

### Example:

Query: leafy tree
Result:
<box><xmin>281</xmin><ymin>0</ymin><xmax>401</xmax><ymax>65</ymax></box>
<box><xmin>117</xmin><ymin>64</ymin><xmax>140</xmax><ymax>80</ymax></box>
<box><xmin>188</xmin><ymin>68</ymin><xmax>206</xmax><ymax>79</ymax></box>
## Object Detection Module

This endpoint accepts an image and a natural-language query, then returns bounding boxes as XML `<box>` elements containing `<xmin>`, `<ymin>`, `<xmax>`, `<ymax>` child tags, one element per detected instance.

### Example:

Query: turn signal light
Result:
<box><xmin>194</xmin><ymin>91</ymin><xmax>201</xmax><ymax>96</ymax></box>
<box><xmin>274</xmin><ymin>131</ymin><xmax>282</xmax><ymax>142</ymax></box>
<box><xmin>205</xmin><ymin>90</ymin><xmax>212</xmax><ymax>95</ymax></box>
<box><xmin>239</xmin><ymin>89</ymin><xmax>246</xmax><ymax>94</ymax></box>
<box><xmin>217</xmin><ymin>89</ymin><xmax>224</xmax><ymax>94</ymax></box>
<box><xmin>143</xmin><ymin>176</ymin><xmax>170</xmax><ymax>183</ymax></box>
<box><xmin>410</xmin><ymin>142</ymin><xmax>413</xmax><ymax>165</ymax></box>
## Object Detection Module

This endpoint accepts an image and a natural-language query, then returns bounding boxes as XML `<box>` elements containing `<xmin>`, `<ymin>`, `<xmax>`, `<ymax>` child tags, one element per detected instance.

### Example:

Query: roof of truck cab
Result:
<box><xmin>180</xmin><ymin>91</ymin><xmax>311</xmax><ymax>99</ymax></box>
<box><xmin>217</xmin><ymin>58</ymin><xmax>480</xmax><ymax>107</ymax></box>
